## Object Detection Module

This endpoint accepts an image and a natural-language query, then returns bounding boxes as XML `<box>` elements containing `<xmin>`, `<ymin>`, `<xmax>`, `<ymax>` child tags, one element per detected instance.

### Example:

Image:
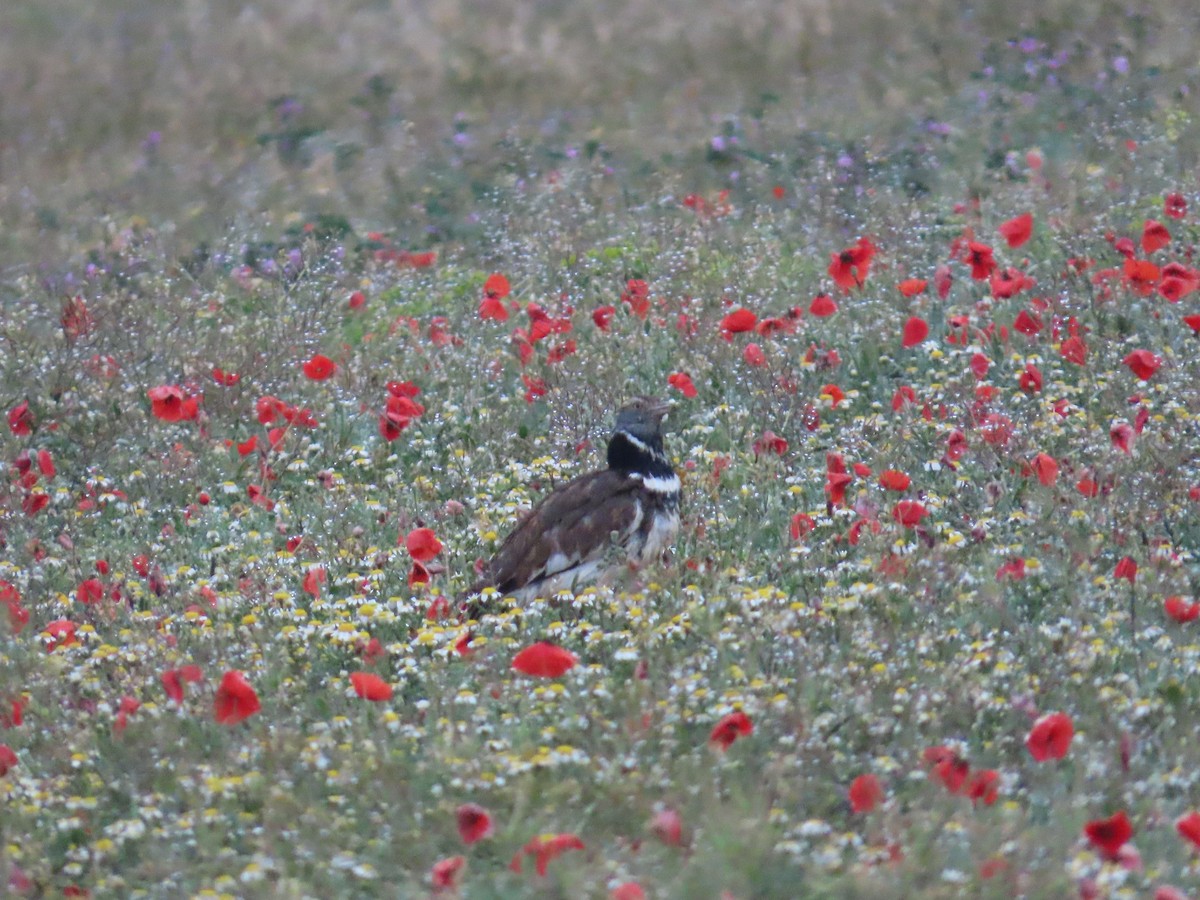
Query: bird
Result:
<box><xmin>461</xmin><ymin>396</ymin><xmax>681</xmax><ymax>613</ymax></box>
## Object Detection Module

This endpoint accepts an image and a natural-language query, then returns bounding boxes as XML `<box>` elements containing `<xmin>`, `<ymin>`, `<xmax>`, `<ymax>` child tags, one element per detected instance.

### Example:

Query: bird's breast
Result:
<box><xmin>643</xmin><ymin>508</ymin><xmax>681</xmax><ymax>564</ymax></box>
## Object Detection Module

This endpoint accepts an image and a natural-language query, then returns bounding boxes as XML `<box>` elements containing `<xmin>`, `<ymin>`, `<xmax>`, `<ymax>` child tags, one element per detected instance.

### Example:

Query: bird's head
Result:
<box><xmin>613</xmin><ymin>396</ymin><xmax>672</xmax><ymax>442</ymax></box>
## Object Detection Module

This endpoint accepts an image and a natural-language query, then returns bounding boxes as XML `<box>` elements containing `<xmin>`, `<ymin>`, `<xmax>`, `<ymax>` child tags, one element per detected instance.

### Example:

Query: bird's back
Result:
<box><xmin>468</xmin><ymin>468</ymin><xmax>647</xmax><ymax>600</ymax></box>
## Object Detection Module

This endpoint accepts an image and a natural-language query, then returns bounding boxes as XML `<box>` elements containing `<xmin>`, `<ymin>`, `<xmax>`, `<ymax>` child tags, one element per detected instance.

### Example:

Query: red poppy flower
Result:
<box><xmin>36</xmin><ymin>449</ymin><xmax>55</xmax><ymax>478</ymax></box>
<box><xmin>1026</xmin><ymin>712</ymin><xmax>1074</xmax><ymax>761</ymax></box>
<box><xmin>945</xmin><ymin>429</ymin><xmax>968</xmax><ymax>462</ymax></box>
<box><xmin>667</xmin><ymin>372</ymin><xmax>697</xmax><ymax>399</ymax></box>
<box><xmin>512</xmin><ymin>642</ymin><xmax>578</xmax><ymax>678</ymax></box>
<box><xmin>387</xmin><ymin>380</ymin><xmax>421</xmax><ymax>399</ymax></box>
<box><xmin>408</xmin><ymin>560</ymin><xmax>430</xmax><ymax>588</ymax></box>
<box><xmin>790</xmin><ymin>513</ymin><xmax>816</xmax><ymax>540</ymax></box>
<box><xmin>1142</xmin><ymin>219</ymin><xmax>1171</xmax><ymax>255</ymax></box>
<box><xmin>405</xmin><ymin>527</ymin><xmax>443</xmax><ymax>562</ymax></box>
<box><xmin>522</xmin><ymin>374</ymin><xmax>547</xmax><ymax>404</ymax></box>
<box><xmin>212</xmin><ymin>366</ymin><xmax>240</xmax><ymax>386</ymax></box>
<box><xmin>1</xmin><ymin>696</ymin><xmax>24</xmax><ymax>728</ymax></box>
<box><xmin>592</xmin><ymin>305</ymin><xmax>616</xmax><ymax>330</ymax></box>
<box><xmin>1111</xmin><ymin>235</ymin><xmax>1136</xmax><ymax>258</ymax></box>
<box><xmin>510</xmin><ymin>833</ymin><xmax>585</xmax><ymax>877</ymax></box>
<box><xmin>233</xmin><ymin>435</ymin><xmax>258</xmax><ymax>458</ymax></box>
<box><xmin>1123</xmin><ymin>349</ymin><xmax>1162</xmax><ymax>381</ymax></box>
<box><xmin>60</xmin><ymin>295</ymin><xmax>94</xmax><ymax>342</ymax></box>
<box><xmin>969</xmin><ymin>353</ymin><xmax>990</xmax><ymax>379</ymax></box>
<box><xmin>1095</xmin><ymin>416</ymin><xmax>1125</xmax><ymax>454</ymax></box>
<box><xmin>1032</xmin><ymin>452</ymin><xmax>1058</xmax><ymax>486</ymax></box>
<box><xmin>148</xmin><ymin>385</ymin><xmax>200</xmax><ymax>422</ymax></box>
<box><xmin>162</xmin><ymin>665</ymin><xmax>203</xmax><ymax>703</ymax></box>
<box><xmin>849</xmin><ymin>773</ymin><xmax>883</xmax><ymax>813</ymax></box>
<box><xmin>301</xmin><ymin>567</ymin><xmax>325</xmax><ymax>598</ymax></box>
<box><xmin>742</xmin><ymin>343</ymin><xmax>766</xmax><ymax>366</ymax></box>
<box><xmin>720</xmin><ymin>308</ymin><xmax>757</xmax><ymax>336</ymax></box>
<box><xmin>22</xmin><ymin>492</ymin><xmax>49</xmax><ymax>517</ymax></box>
<box><xmin>809</xmin><ymin>293</ymin><xmax>838</xmax><ymax>316</ymax></box>
<box><xmin>1162</xmin><ymin>274</ymin><xmax>1198</xmax><ymax>303</ymax></box>
<box><xmin>380</xmin><ymin>394</ymin><xmax>425</xmax><ymax>441</ymax></box>
<box><xmin>0</xmin><ymin>744</ymin><xmax>17</xmax><ymax>776</ymax></box>
<box><xmin>1060</xmin><ymin>335</ymin><xmax>1087</xmax><ymax>365</ymax></box>
<box><xmin>828</xmin><ymin>236</ymin><xmax>876</xmax><ymax>290</ymax></box>
<box><xmin>709</xmin><ymin>710</ymin><xmax>753</xmax><ymax>750</ymax></box>
<box><xmin>1123</xmin><ymin>257</ymin><xmax>1160</xmax><ymax>294</ymax></box>
<box><xmin>892</xmin><ymin>500</ymin><xmax>928</xmax><ymax>527</ymax></box>
<box><xmin>826</xmin><ymin>471</ymin><xmax>852</xmax><ymax>506</ymax></box>
<box><xmin>1017</xmin><ymin>363</ymin><xmax>1043</xmax><ymax>394</ymax></box>
<box><xmin>963</xmin><ymin>241</ymin><xmax>997</xmax><ymax>280</ymax></box>
<box><xmin>453</xmin><ymin>631</ymin><xmax>474</xmax><ymax>656</ymax></box>
<box><xmin>1084</xmin><ymin>811</ymin><xmax>1133</xmax><ymax>860</ymax></box>
<box><xmin>934</xmin><ymin>264</ymin><xmax>953</xmax><ymax>298</ymax></box>
<box><xmin>611</xmin><ymin>883</ymin><xmax>646</xmax><ymax>900</ymax></box>
<box><xmin>998</xmin><ymin>212</ymin><xmax>1033</xmax><ymax>248</ymax></box>
<box><xmin>1012</xmin><ymin>309</ymin><xmax>1042</xmax><ymax>337</ymax></box>
<box><xmin>1165</xmin><ymin>596</ymin><xmax>1200</xmax><ymax>623</ymax></box>
<box><xmin>350</xmin><ymin>671</ymin><xmax>393</xmax><ymax>701</ymax></box>
<box><xmin>758</xmin><ymin>314</ymin><xmax>796</xmax><ymax>336</ymax></box>
<box><xmin>213</xmin><ymin>670</ymin><xmax>261</xmax><ymax>725</ymax></box>
<box><xmin>1</xmin><ymin>580</ymin><xmax>20</xmax><ymax>609</ymax></box>
<box><xmin>1</xmin><ymin>584</ymin><xmax>27</xmax><ymax>635</ymax></box>
<box><xmin>621</xmin><ymin>279</ymin><xmax>651</xmax><ymax>319</ymax></box>
<box><xmin>525</xmin><ymin>304</ymin><xmax>553</xmax><ymax>342</ymax></box>
<box><xmin>114</xmin><ymin>695</ymin><xmax>141</xmax><ymax>734</ymax></box>
<box><xmin>879</xmin><ymin>470</ymin><xmax>910</xmax><ymax>492</ymax></box>
<box><xmin>478</xmin><ymin>295</ymin><xmax>509</xmax><ymax>321</ymax></box>
<box><xmin>347</xmin><ymin>290</ymin><xmax>366</xmax><ymax>310</ymax></box>
<box><xmin>76</xmin><ymin>578</ymin><xmax>103</xmax><ymax>604</ymax></box>
<box><xmin>753</xmin><ymin>430</ymin><xmax>788</xmax><ymax>457</ymax></box>
<box><xmin>820</xmin><ymin>383</ymin><xmax>846</xmax><ymax>407</ymax></box>
<box><xmin>996</xmin><ymin>558</ymin><xmax>1026</xmax><ymax>581</ymax></box>
<box><xmin>8</xmin><ymin>401</ymin><xmax>33</xmax><ymax>435</ymax></box>
<box><xmin>989</xmin><ymin>266</ymin><xmax>1034</xmax><ymax>299</ymax></box>
<box><xmin>1164</xmin><ymin>193</ymin><xmax>1188</xmax><ymax>220</ymax></box>
<box><xmin>546</xmin><ymin>340</ymin><xmax>575</xmax><ymax>365</ymax></box>
<box><xmin>44</xmin><ymin>618</ymin><xmax>78</xmax><ymax>652</ymax></box>
<box><xmin>901</xmin><ymin>316</ymin><xmax>929</xmax><ymax>348</ymax></box>
<box><xmin>924</xmin><ymin>746</ymin><xmax>969</xmax><ymax>794</ymax></box>
<box><xmin>1176</xmin><ymin>812</ymin><xmax>1200</xmax><ymax>848</ymax></box>
<box><xmin>966</xmin><ymin>768</ymin><xmax>999</xmax><ymax>806</ymax></box>
<box><xmin>1114</xmin><ymin>556</ymin><xmax>1137</xmax><ymax>583</ymax></box>
<box><xmin>892</xmin><ymin>385</ymin><xmax>916</xmax><ymax>411</ymax></box>
<box><xmin>431</xmin><ymin>855</ymin><xmax>466</xmax><ymax>890</ymax></box>
<box><xmin>898</xmin><ymin>278</ymin><xmax>927</xmax><ymax>297</ymax></box>
<box><xmin>424</xmin><ymin>594</ymin><xmax>451</xmax><ymax>620</ymax></box>
<box><xmin>976</xmin><ymin>414</ymin><xmax>1012</xmax><ymax>448</ymax></box>
<box><xmin>301</xmin><ymin>353</ymin><xmax>336</xmax><ymax>380</ymax></box>
<box><xmin>649</xmin><ymin>807</ymin><xmax>684</xmax><ymax>845</ymax></box>
<box><xmin>456</xmin><ymin>803</ymin><xmax>494</xmax><ymax>844</ymax></box>
<box><xmin>483</xmin><ymin>273</ymin><xmax>510</xmax><ymax>299</ymax></box>
<box><xmin>256</xmin><ymin>395</ymin><xmax>285</xmax><ymax>424</ymax></box>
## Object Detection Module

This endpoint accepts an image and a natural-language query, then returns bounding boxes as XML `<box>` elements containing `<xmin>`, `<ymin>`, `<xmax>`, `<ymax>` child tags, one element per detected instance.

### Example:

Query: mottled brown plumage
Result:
<box><xmin>462</xmin><ymin>397</ymin><xmax>680</xmax><ymax>612</ymax></box>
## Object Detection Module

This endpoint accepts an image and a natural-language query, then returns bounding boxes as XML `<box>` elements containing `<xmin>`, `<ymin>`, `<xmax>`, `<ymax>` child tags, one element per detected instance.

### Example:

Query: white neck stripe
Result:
<box><xmin>618</xmin><ymin>430</ymin><xmax>651</xmax><ymax>453</ymax></box>
<box><xmin>638</xmin><ymin>472</ymin><xmax>681</xmax><ymax>494</ymax></box>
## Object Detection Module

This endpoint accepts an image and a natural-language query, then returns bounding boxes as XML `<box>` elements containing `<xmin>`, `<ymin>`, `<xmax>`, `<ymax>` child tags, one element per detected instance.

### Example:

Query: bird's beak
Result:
<box><xmin>647</xmin><ymin>398</ymin><xmax>674</xmax><ymax>419</ymax></box>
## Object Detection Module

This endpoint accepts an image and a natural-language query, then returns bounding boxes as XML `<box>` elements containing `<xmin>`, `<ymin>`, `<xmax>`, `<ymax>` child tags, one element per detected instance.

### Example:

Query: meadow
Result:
<box><xmin>3</xmin><ymin>0</ymin><xmax>1200</xmax><ymax>896</ymax></box>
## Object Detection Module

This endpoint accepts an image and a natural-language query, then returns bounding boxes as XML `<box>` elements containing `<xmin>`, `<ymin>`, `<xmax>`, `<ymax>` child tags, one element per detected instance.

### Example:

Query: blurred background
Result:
<box><xmin>2</xmin><ymin>0</ymin><xmax>1197</xmax><ymax>266</ymax></box>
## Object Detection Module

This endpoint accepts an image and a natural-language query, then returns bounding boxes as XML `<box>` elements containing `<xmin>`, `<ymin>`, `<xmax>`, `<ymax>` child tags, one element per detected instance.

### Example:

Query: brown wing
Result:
<box><xmin>468</xmin><ymin>469</ymin><xmax>644</xmax><ymax>597</ymax></box>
